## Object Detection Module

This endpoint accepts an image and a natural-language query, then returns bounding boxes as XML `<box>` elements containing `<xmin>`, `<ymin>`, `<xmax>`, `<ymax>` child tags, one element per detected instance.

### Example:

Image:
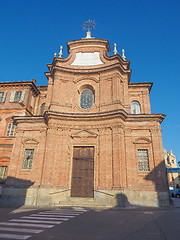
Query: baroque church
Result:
<box><xmin>0</xmin><ymin>28</ymin><xmax>169</xmax><ymax>207</ymax></box>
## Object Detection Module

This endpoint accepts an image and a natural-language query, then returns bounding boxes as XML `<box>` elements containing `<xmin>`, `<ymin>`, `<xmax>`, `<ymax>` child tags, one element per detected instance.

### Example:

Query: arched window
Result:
<box><xmin>80</xmin><ymin>89</ymin><xmax>94</xmax><ymax>109</ymax></box>
<box><xmin>40</xmin><ymin>103</ymin><xmax>45</xmax><ymax>115</ymax></box>
<box><xmin>131</xmin><ymin>101</ymin><xmax>141</xmax><ymax>114</ymax></box>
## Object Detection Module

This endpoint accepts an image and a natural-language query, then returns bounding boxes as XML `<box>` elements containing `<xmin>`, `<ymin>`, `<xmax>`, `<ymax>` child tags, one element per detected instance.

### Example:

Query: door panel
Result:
<box><xmin>71</xmin><ymin>146</ymin><xmax>94</xmax><ymax>198</ymax></box>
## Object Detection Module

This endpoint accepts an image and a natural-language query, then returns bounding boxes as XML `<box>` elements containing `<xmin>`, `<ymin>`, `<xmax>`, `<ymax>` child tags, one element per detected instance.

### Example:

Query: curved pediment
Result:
<box><xmin>70</xmin><ymin>129</ymin><xmax>98</xmax><ymax>139</ymax></box>
<box><xmin>133</xmin><ymin>137</ymin><xmax>151</xmax><ymax>144</ymax></box>
<box><xmin>73</xmin><ymin>76</ymin><xmax>99</xmax><ymax>84</ymax></box>
<box><xmin>0</xmin><ymin>156</ymin><xmax>10</xmax><ymax>162</ymax></box>
<box><xmin>5</xmin><ymin>116</ymin><xmax>13</xmax><ymax>122</ymax></box>
<box><xmin>22</xmin><ymin>138</ymin><xmax>39</xmax><ymax>145</ymax></box>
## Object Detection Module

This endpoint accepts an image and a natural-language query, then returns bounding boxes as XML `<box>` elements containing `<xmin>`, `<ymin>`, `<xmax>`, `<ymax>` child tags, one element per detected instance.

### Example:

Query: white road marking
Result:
<box><xmin>10</xmin><ymin>219</ymin><xmax>62</xmax><ymax>224</ymax></box>
<box><xmin>73</xmin><ymin>209</ymin><xmax>89</xmax><ymax>212</ymax></box>
<box><xmin>38</xmin><ymin>212</ymin><xmax>80</xmax><ymax>215</ymax></box>
<box><xmin>45</xmin><ymin>210</ymin><xmax>85</xmax><ymax>213</ymax></box>
<box><xmin>31</xmin><ymin>214</ymin><xmax>75</xmax><ymax>218</ymax></box>
<box><xmin>0</xmin><ymin>209</ymin><xmax>85</xmax><ymax>239</ymax></box>
<box><xmin>0</xmin><ymin>227</ymin><xmax>43</xmax><ymax>234</ymax></box>
<box><xmin>21</xmin><ymin>216</ymin><xmax>69</xmax><ymax>221</ymax></box>
<box><xmin>0</xmin><ymin>233</ymin><xmax>31</xmax><ymax>239</ymax></box>
<box><xmin>0</xmin><ymin>222</ymin><xmax>54</xmax><ymax>228</ymax></box>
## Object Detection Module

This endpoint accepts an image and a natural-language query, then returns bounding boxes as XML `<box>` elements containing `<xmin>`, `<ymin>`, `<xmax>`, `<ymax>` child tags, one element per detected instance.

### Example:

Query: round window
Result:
<box><xmin>80</xmin><ymin>89</ymin><xmax>94</xmax><ymax>109</ymax></box>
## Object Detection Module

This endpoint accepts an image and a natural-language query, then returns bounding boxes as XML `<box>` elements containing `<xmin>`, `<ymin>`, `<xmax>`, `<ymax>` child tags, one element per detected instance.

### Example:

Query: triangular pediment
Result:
<box><xmin>70</xmin><ymin>129</ymin><xmax>98</xmax><ymax>138</ymax></box>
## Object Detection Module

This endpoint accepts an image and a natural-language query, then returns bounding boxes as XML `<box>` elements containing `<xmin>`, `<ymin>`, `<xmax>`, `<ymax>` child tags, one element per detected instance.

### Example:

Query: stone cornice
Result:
<box><xmin>45</xmin><ymin>110</ymin><xmax>165</xmax><ymax>123</ymax></box>
<box><xmin>129</xmin><ymin>82</ymin><xmax>153</xmax><ymax>92</ymax></box>
<box><xmin>103</xmin><ymin>52</ymin><xmax>130</xmax><ymax>69</ymax></box>
<box><xmin>126</xmin><ymin>113</ymin><xmax>166</xmax><ymax>123</ymax></box>
<box><xmin>12</xmin><ymin>115</ymin><xmax>45</xmax><ymax>124</ymax></box>
<box><xmin>45</xmin><ymin>109</ymin><xmax>127</xmax><ymax>121</ymax></box>
<box><xmin>0</xmin><ymin>80</ymin><xmax>40</xmax><ymax>95</ymax></box>
<box><xmin>12</xmin><ymin>111</ymin><xmax>165</xmax><ymax>124</ymax></box>
<box><xmin>49</xmin><ymin>52</ymin><xmax>130</xmax><ymax>71</ymax></box>
<box><xmin>67</xmin><ymin>38</ymin><xmax>111</xmax><ymax>53</ymax></box>
<box><xmin>51</xmin><ymin>62</ymin><xmax>131</xmax><ymax>76</ymax></box>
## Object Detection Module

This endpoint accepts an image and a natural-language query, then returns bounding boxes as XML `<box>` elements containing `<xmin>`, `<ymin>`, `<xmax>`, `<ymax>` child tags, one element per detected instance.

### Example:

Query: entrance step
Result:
<box><xmin>53</xmin><ymin>197</ymin><xmax>109</xmax><ymax>208</ymax></box>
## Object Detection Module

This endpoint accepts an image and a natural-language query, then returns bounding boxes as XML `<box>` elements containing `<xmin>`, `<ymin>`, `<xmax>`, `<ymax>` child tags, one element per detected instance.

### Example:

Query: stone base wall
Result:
<box><xmin>0</xmin><ymin>187</ymin><xmax>170</xmax><ymax>208</ymax></box>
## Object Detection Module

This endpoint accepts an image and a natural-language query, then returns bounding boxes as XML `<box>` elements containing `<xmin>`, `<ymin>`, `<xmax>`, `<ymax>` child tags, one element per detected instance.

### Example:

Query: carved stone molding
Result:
<box><xmin>70</xmin><ymin>129</ymin><xmax>98</xmax><ymax>139</ymax></box>
<box><xmin>100</xmin><ymin>72</ymin><xmax>122</xmax><ymax>81</ymax></box>
<box><xmin>73</xmin><ymin>76</ymin><xmax>99</xmax><ymax>84</ymax></box>
<box><xmin>22</xmin><ymin>138</ymin><xmax>39</xmax><ymax>145</ymax></box>
<box><xmin>133</xmin><ymin>137</ymin><xmax>151</xmax><ymax>144</ymax></box>
<box><xmin>150</xmin><ymin>128</ymin><xmax>162</xmax><ymax>135</ymax></box>
<box><xmin>125</xmin><ymin>129</ymin><xmax>132</xmax><ymax>136</ymax></box>
<box><xmin>112</xmin><ymin>125</ymin><xmax>124</xmax><ymax>134</ymax></box>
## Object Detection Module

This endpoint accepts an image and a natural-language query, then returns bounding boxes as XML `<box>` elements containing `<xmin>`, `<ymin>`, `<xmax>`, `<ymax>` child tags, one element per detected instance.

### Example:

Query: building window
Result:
<box><xmin>10</xmin><ymin>90</ymin><xmax>25</xmax><ymax>103</ymax></box>
<box><xmin>80</xmin><ymin>89</ymin><xmax>94</xmax><ymax>109</ymax></box>
<box><xmin>137</xmin><ymin>149</ymin><xmax>150</xmax><ymax>172</ymax></box>
<box><xmin>131</xmin><ymin>101</ymin><xmax>141</xmax><ymax>114</ymax></box>
<box><xmin>40</xmin><ymin>103</ymin><xmax>45</xmax><ymax>115</ymax></box>
<box><xmin>6</xmin><ymin>123</ymin><xmax>15</xmax><ymax>137</ymax></box>
<box><xmin>0</xmin><ymin>92</ymin><xmax>7</xmax><ymax>103</ymax></box>
<box><xmin>14</xmin><ymin>91</ymin><xmax>22</xmax><ymax>102</ymax></box>
<box><xmin>0</xmin><ymin>166</ymin><xmax>7</xmax><ymax>183</ymax></box>
<box><xmin>22</xmin><ymin>149</ymin><xmax>34</xmax><ymax>169</ymax></box>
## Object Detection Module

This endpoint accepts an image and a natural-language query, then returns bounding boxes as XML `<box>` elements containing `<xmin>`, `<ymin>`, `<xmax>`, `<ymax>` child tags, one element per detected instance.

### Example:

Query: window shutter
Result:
<box><xmin>6</xmin><ymin>123</ymin><xmax>12</xmax><ymax>136</ymax></box>
<box><xmin>10</xmin><ymin>91</ymin><xmax>15</xmax><ymax>102</ymax></box>
<box><xmin>11</xmin><ymin>124</ymin><xmax>15</xmax><ymax>136</ymax></box>
<box><xmin>2</xmin><ymin>91</ymin><xmax>7</xmax><ymax>102</ymax></box>
<box><xmin>20</xmin><ymin>90</ymin><xmax>25</xmax><ymax>102</ymax></box>
<box><xmin>30</xmin><ymin>95</ymin><xmax>34</xmax><ymax>107</ymax></box>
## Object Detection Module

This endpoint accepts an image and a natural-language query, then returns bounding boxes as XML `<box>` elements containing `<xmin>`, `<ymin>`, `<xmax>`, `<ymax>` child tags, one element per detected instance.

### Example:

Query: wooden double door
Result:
<box><xmin>71</xmin><ymin>146</ymin><xmax>94</xmax><ymax>198</ymax></box>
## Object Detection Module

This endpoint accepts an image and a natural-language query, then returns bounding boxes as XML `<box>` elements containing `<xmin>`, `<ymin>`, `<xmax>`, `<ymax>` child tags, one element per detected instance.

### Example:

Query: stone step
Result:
<box><xmin>53</xmin><ymin>199</ymin><xmax>109</xmax><ymax>208</ymax></box>
<box><xmin>53</xmin><ymin>202</ymin><xmax>108</xmax><ymax>208</ymax></box>
<box><xmin>66</xmin><ymin>197</ymin><xmax>95</xmax><ymax>202</ymax></box>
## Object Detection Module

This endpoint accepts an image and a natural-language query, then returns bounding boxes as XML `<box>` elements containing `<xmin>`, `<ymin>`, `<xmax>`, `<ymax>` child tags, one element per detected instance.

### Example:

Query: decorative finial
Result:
<box><xmin>113</xmin><ymin>43</ymin><xmax>117</xmax><ymax>55</ymax></box>
<box><xmin>122</xmin><ymin>49</ymin><xmax>126</xmax><ymax>60</ymax></box>
<box><xmin>58</xmin><ymin>46</ymin><xmax>63</xmax><ymax>58</ymax></box>
<box><xmin>54</xmin><ymin>52</ymin><xmax>57</xmax><ymax>58</ymax></box>
<box><xmin>82</xmin><ymin>19</ymin><xmax>96</xmax><ymax>38</ymax></box>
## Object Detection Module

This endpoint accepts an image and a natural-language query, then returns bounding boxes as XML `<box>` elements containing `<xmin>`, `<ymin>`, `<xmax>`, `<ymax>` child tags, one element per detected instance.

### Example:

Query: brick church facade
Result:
<box><xmin>0</xmin><ymin>34</ymin><xmax>170</xmax><ymax>207</ymax></box>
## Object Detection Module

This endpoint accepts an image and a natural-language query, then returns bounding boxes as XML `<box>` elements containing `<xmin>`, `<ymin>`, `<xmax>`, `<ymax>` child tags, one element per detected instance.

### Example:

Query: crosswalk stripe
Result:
<box><xmin>72</xmin><ymin>209</ymin><xmax>89</xmax><ymax>212</ymax></box>
<box><xmin>0</xmin><ymin>227</ymin><xmax>43</xmax><ymax>234</ymax></box>
<box><xmin>38</xmin><ymin>212</ymin><xmax>80</xmax><ymax>215</ymax></box>
<box><xmin>0</xmin><ymin>233</ymin><xmax>31</xmax><ymax>239</ymax></box>
<box><xmin>10</xmin><ymin>219</ymin><xmax>62</xmax><ymax>224</ymax></box>
<box><xmin>31</xmin><ymin>214</ymin><xmax>75</xmax><ymax>218</ymax></box>
<box><xmin>0</xmin><ymin>222</ymin><xmax>54</xmax><ymax>228</ymax></box>
<box><xmin>21</xmin><ymin>216</ymin><xmax>69</xmax><ymax>221</ymax></box>
<box><xmin>44</xmin><ymin>210</ymin><xmax>85</xmax><ymax>213</ymax></box>
<box><xmin>0</xmin><ymin>209</ymin><xmax>85</xmax><ymax>239</ymax></box>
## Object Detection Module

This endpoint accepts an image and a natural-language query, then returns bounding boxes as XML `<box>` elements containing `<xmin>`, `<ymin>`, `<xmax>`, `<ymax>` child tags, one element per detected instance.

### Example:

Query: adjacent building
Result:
<box><xmin>0</xmin><ymin>32</ymin><xmax>169</xmax><ymax>207</ymax></box>
<box><xmin>165</xmin><ymin>148</ymin><xmax>180</xmax><ymax>189</ymax></box>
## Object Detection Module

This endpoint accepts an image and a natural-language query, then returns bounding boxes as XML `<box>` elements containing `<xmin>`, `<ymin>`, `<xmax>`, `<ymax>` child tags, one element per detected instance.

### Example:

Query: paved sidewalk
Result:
<box><xmin>171</xmin><ymin>196</ymin><xmax>180</xmax><ymax>207</ymax></box>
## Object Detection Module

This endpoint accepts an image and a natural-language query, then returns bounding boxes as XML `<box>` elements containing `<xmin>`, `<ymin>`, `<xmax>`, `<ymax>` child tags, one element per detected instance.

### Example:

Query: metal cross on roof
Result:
<box><xmin>82</xmin><ymin>20</ymin><xmax>96</xmax><ymax>38</ymax></box>
<box><xmin>82</xmin><ymin>20</ymin><xmax>96</xmax><ymax>31</ymax></box>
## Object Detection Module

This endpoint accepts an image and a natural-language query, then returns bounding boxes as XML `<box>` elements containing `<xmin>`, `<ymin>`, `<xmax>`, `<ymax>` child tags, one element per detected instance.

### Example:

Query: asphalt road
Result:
<box><xmin>0</xmin><ymin>199</ymin><xmax>179</xmax><ymax>240</ymax></box>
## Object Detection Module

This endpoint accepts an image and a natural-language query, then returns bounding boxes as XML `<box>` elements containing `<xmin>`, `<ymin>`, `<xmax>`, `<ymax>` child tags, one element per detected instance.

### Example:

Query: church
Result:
<box><xmin>0</xmin><ymin>27</ymin><xmax>170</xmax><ymax>207</ymax></box>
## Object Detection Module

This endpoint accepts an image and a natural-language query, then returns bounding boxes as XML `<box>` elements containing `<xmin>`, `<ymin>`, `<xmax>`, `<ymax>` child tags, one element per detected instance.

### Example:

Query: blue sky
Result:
<box><xmin>0</xmin><ymin>0</ymin><xmax>179</xmax><ymax>164</ymax></box>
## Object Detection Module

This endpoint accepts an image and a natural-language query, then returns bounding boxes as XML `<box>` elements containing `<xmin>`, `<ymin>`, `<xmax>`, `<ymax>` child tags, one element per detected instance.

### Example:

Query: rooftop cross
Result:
<box><xmin>82</xmin><ymin>20</ymin><xmax>96</xmax><ymax>38</ymax></box>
